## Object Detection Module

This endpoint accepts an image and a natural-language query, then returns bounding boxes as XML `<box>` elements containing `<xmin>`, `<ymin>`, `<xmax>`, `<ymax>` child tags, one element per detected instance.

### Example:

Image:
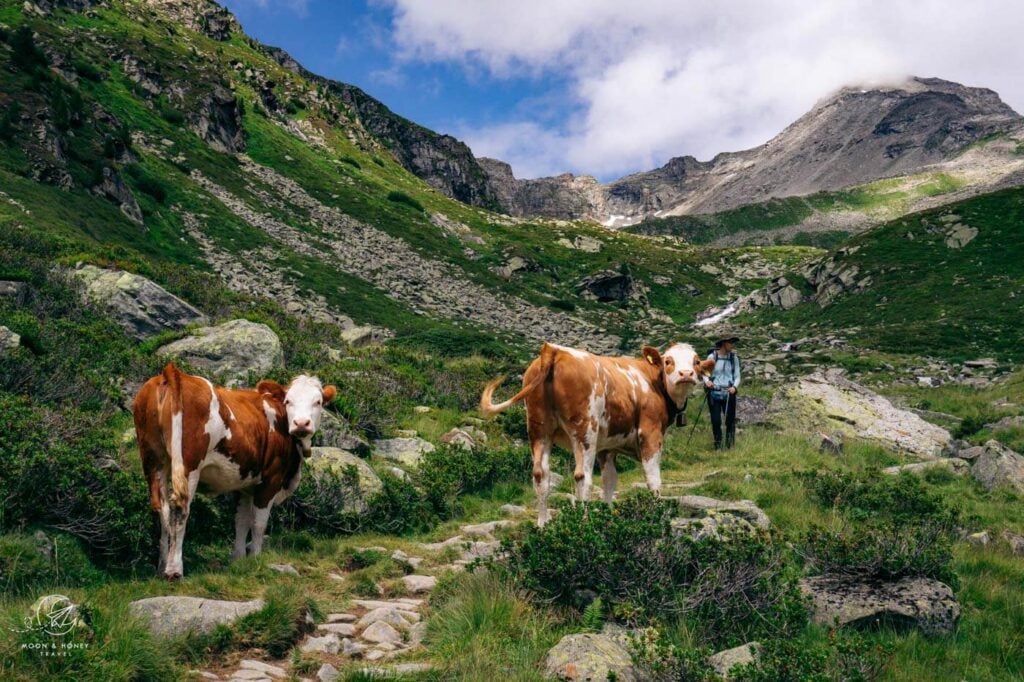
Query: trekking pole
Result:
<box><xmin>687</xmin><ymin>391</ymin><xmax>710</xmax><ymax>445</ymax></box>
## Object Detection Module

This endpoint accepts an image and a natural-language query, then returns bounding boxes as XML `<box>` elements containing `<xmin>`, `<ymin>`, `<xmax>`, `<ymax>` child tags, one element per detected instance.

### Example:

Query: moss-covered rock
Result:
<box><xmin>544</xmin><ymin>629</ymin><xmax>637</xmax><ymax>682</ymax></box>
<box><xmin>156</xmin><ymin>319</ymin><xmax>282</xmax><ymax>385</ymax></box>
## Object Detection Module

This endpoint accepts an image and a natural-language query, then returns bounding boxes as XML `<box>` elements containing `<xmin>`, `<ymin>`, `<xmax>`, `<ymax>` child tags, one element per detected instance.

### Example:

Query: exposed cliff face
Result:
<box><xmin>481</xmin><ymin>78</ymin><xmax>1024</xmax><ymax>225</ymax></box>
<box><xmin>477</xmin><ymin>158</ymin><xmax>607</xmax><ymax>219</ymax></box>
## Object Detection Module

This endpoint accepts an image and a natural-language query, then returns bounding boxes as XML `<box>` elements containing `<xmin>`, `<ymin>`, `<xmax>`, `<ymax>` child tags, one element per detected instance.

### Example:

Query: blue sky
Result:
<box><xmin>222</xmin><ymin>1</ymin><xmax>1024</xmax><ymax>181</ymax></box>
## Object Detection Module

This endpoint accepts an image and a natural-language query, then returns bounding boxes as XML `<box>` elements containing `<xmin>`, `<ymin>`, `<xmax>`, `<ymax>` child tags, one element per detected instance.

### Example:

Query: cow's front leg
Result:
<box><xmin>639</xmin><ymin>429</ymin><xmax>663</xmax><ymax>496</ymax></box>
<box><xmin>599</xmin><ymin>453</ymin><xmax>618</xmax><ymax>503</ymax></box>
<box><xmin>249</xmin><ymin>502</ymin><xmax>274</xmax><ymax>556</ymax></box>
<box><xmin>232</xmin><ymin>494</ymin><xmax>254</xmax><ymax>560</ymax></box>
<box><xmin>530</xmin><ymin>436</ymin><xmax>553</xmax><ymax>527</ymax></box>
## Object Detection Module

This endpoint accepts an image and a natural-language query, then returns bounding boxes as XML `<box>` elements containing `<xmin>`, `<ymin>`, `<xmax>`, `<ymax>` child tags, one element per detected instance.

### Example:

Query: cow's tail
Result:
<box><xmin>161</xmin><ymin>363</ymin><xmax>190</xmax><ymax>510</ymax></box>
<box><xmin>479</xmin><ymin>343</ymin><xmax>555</xmax><ymax>417</ymax></box>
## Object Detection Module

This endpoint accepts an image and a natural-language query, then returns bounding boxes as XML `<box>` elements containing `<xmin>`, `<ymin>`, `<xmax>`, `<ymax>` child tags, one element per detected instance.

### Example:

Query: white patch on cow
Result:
<box><xmin>550</xmin><ymin>343</ymin><xmax>590</xmax><ymax>361</ymax></box>
<box><xmin>642</xmin><ymin>450</ymin><xmax>662</xmax><ymax>494</ymax></box>
<box><xmin>199</xmin><ymin>449</ymin><xmax>257</xmax><ymax>494</ymax></box>
<box><xmin>249</xmin><ymin>504</ymin><xmax>273</xmax><ymax>555</ymax></box>
<box><xmin>627</xmin><ymin>366</ymin><xmax>651</xmax><ymax>394</ymax></box>
<box><xmin>170</xmin><ymin>409</ymin><xmax>184</xmax><ymax>480</ymax></box>
<box><xmin>263</xmin><ymin>400</ymin><xmax>278</xmax><ymax>434</ymax></box>
<box><xmin>601</xmin><ymin>455</ymin><xmax>618</xmax><ymax>503</ymax></box>
<box><xmin>201</xmin><ymin>378</ymin><xmax>230</xmax><ymax>443</ymax></box>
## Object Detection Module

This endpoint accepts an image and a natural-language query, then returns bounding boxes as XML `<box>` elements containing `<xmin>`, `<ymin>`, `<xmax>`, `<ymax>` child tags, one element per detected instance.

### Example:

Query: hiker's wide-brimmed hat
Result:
<box><xmin>714</xmin><ymin>331</ymin><xmax>740</xmax><ymax>347</ymax></box>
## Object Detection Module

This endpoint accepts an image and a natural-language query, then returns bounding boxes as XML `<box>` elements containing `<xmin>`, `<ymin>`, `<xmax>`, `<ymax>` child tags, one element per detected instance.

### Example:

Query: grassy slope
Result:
<box><xmin>742</xmin><ymin>185</ymin><xmax>1024</xmax><ymax>363</ymax></box>
<box><xmin>628</xmin><ymin>171</ymin><xmax>967</xmax><ymax>246</ymax></box>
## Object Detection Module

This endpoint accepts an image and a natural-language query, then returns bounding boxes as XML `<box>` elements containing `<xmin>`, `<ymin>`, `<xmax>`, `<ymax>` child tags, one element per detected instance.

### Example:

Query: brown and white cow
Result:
<box><xmin>480</xmin><ymin>342</ymin><xmax>714</xmax><ymax>526</ymax></box>
<box><xmin>132</xmin><ymin>363</ymin><xmax>336</xmax><ymax>579</ymax></box>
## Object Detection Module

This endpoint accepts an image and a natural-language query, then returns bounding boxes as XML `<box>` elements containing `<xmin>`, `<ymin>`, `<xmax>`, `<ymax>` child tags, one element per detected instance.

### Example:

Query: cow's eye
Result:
<box><xmin>284</xmin><ymin>399</ymin><xmax>291</xmax><ymax>406</ymax></box>
<box><xmin>315</xmin><ymin>400</ymin><xmax>321</xmax><ymax>406</ymax></box>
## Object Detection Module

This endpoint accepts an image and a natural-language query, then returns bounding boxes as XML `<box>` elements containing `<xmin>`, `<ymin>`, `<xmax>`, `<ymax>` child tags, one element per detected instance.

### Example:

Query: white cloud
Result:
<box><xmin>386</xmin><ymin>0</ymin><xmax>1024</xmax><ymax>179</ymax></box>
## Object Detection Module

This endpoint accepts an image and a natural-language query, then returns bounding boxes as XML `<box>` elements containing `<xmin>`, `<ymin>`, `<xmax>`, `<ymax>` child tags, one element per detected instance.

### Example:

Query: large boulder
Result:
<box><xmin>544</xmin><ymin>629</ymin><xmax>637</xmax><ymax>682</ymax></box>
<box><xmin>799</xmin><ymin>575</ymin><xmax>959</xmax><ymax>635</ymax></box>
<box><xmin>69</xmin><ymin>264</ymin><xmax>207</xmax><ymax>340</ymax></box>
<box><xmin>372</xmin><ymin>437</ymin><xmax>435</xmax><ymax>467</ymax></box>
<box><xmin>970</xmin><ymin>440</ymin><xmax>1024</xmax><ymax>493</ymax></box>
<box><xmin>306</xmin><ymin>447</ymin><xmax>383</xmax><ymax>512</ymax></box>
<box><xmin>672</xmin><ymin>495</ymin><xmax>771</xmax><ymax>530</ymax></box>
<box><xmin>768</xmin><ymin>369</ymin><xmax>951</xmax><ymax>457</ymax></box>
<box><xmin>156</xmin><ymin>319</ymin><xmax>283</xmax><ymax>386</ymax></box>
<box><xmin>129</xmin><ymin>596</ymin><xmax>265</xmax><ymax>638</ymax></box>
<box><xmin>736</xmin><ymin>395</ymin><xmax>769</xmax><ymax>426</ymax></box>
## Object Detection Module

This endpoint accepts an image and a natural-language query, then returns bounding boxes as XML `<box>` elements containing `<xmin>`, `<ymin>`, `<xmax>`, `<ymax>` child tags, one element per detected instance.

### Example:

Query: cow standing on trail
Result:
<box><xmin>480</xmin><ymin>342</ymin><xmax>714</xmax><ymax>526</ymax></box>
<box><xmin>132</xmin><ymin>364</ymin><xmax>336</xmax><ymax>579</ymax></box>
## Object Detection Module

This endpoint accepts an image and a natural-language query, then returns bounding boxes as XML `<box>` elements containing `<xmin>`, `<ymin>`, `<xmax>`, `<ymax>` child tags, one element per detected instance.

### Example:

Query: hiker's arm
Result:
<box><xmin>732</xmin><ymin>356</ymin><xmax>741</xmax><ymax>390</ymax></box>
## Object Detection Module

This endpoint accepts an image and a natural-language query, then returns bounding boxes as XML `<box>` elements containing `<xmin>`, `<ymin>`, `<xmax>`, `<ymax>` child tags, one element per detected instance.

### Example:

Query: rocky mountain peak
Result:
<box><xmin>142</xmin><ymin>0</ymin><xmax>241</xmax><ymax>41</ymax></box>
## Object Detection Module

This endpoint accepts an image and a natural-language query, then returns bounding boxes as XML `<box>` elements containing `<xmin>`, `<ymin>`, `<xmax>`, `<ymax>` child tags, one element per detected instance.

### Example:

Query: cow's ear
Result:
<box><xmin>698</xmin><ymin>358</ymin><xmax>716</xmax><ymax>376</ymax></box>
<box><xmin>321</xmin><ymin>385</ymin><xmax>337</xmax><ymax>405</ymax></box>
<box><xmin>642</xmin><ymin>346</ymin><xmax>662</xmax><ymax>367</ymax></box>
<box><xmin>257</xmin><ymin>380</ymin><xmax>286</xmax><ymax>401</ymax></box>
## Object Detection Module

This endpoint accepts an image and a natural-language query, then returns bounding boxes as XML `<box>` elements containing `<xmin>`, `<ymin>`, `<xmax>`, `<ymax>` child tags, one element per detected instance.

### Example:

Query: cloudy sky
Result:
<box><xmin>223</xmin><ymin>0</ymin><xmax>1024</xmax><ymax>181</ymax></box>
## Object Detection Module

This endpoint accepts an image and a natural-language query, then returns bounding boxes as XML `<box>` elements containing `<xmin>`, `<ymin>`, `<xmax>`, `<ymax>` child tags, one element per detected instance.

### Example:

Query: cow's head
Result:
<box><xmin>643</xmin><ymin>343</ymin><xmax>715</xmax><ymax>407</ymax></box>
<box><xmin>258</xmin><ymin>375</ymin><xmax>337</xmax><ymax>439</ymax></box>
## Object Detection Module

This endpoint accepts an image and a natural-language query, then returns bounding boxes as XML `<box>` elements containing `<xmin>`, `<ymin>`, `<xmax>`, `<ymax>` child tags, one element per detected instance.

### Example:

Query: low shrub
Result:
<box><xmin>504</xmin><ymin>491</ymin><xmax>807</xmax><ymax>647</ymax></box>
<box><xmin>798</xmin><ymin>470</ymin><xmax>961</xmax><ymax>586</ymax></box>
<box><xmin>386</xmin><ymin>190</ymin><xmax>424</xmax><ymax>212</ymax></box>
<box><xmin>339</xmin><ymin>155</ymin><xmax>361</xmax><ymax>169</ymax></box>
<box><xmin>729</xmin><ymin>634</ymin><xmax>892</xmax><ymax>682</ymax></box>
<box><xmin>417</xmin><ymin>445</ymin><xmax>529</xmax><ymax>519</ymax></box>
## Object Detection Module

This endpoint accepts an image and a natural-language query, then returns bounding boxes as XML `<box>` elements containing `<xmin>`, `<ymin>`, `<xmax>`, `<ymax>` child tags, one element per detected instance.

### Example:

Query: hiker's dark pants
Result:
<box><xmin>709</xmin><ymin>392</ymin><xmax>737</xmax><ymax>449</ymax></box>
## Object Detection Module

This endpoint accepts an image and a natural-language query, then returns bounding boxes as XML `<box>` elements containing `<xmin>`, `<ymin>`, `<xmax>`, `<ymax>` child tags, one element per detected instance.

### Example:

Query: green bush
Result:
<box><xmin>504</xmin><ymin>491</ymin><xmax>807</xmax><ymax>647</ymax></box>
<box><xmin>126</xmin><ymin>164</ymin><xmax>167</xmax><ymax>203</ymax></box>
<box><xmin>549</xmin><ymin>299</ymin><xmax>576</xmax><ymax>312</ymax></box>
<box><xmin>386</xmin><ymin>190</ymin><xmax>424</xmax><ymax>212</ymax></box>
<box><xmin>8</xmin><ymin>26</ymin><xmax>49</xmax><ymax>73</ymax></box>
<box><xmin>339</xmin><ymin>155</ymin><xmax>361</xmax><ymax>169</ymax></box>
<box><xmin>417</xmin><ymin>445</ymin><xmax>529</xmax><ymax>519</ymax></box>
<box><xmin>798</xmin><ymin>470</ymin><xmax>960</xmax><ymax>586</ymax></box>
<box><xmin>730</xmin><ymin>635</ymin><xmax>892</xmax><ymax>682</ymax></box>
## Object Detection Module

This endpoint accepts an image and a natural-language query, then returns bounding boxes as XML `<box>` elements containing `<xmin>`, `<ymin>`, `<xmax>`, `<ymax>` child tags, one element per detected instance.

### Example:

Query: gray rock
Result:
<box><xmin>316</xmin><ymin>663</ymin><xmax>339</xmax><ymax>682</ymax></box>
<box><xmin>0</xmin><ymin>280</ymin><xmax>27</xmax><ymax>304</ymax></box>
<box><xmin>306</xmin><ymin>447</ymin><xmax>383</xmax><ymax>513</ymax></box>
<box><xmin>340</xmin><ymin>325</ymin><xmax>381</xmax><ymax>348</ymax></box>
<box><xmin>708</xmin><ymin>642</ymin><xmax>759</xmax><ymax>679</ymax></box>
<box><xmin>402</xmin><ymin>574</ymin><xmax>437</xmax><ymax>594</ymax></box>
<box><xmin>360</xmin><ymin>620</ymin><xmax>402</xmax><ymax>644</ymax></box>
<box><xmin>156</xmin><ymin>319</ymin><xmax>282</xmax><ymax>385</ymax></box>
<box><xmin>460</xmin><ymin>520</ymin><xmax>512</xmax><ymax>537</ymax></box>
<box><xmin>735</xmin><ymin>395</ymin><xmax>769</xmax><ymax>425</ymax></box>
<box><xmin>440</xmin><ymin>427</ymin><xmax>477</xmax><ymax>451</ymax></box>
<box><xmin>971</xmin><ymin>440</ymin><xmax>1024</xmax><ymax>493</ymax></box>
<box><xmin>883</xmin><ymin>459</ymin><xmax>970</xmax><ymax>476</ymax></box>
<box><xmin>94</xmin><ymin>166</ymin><xmax>144</xmax><ymax>226</ymax></box>
<box><xmin>500</xmin><ymin>504</ymin><xmax>527</xmax><ymax>516</ymax></box>
<box><xmin>544</xmin><ymin>631</ymin><xmax>637</xmax><ymax>682</ymax></box>
<box><xmin>966</xmin><ymin>531</ymin><xmax>990</xmax><ymax>546</ymax></box>
<box><xmin>799</xmin><ymin>575</ymin><xmax>959</xmax><ymax>635</ymax></box>
<box><xmin>1001</xmin><ymin>530</ymin><xmax>1024</xmax><ymax>556</ymax></box>
<box><xmin>768</xmin><ymin>369</ymin><xmax>951</xmax><ymax>457</ymax></box>
<box><xmin>372</xmin><ymin>437</ymin><xmax>436</xmax><ymax>467</ymax></box>
<box><xmin>819</xmin><ymin>432</ymin><xmax>845</xmax><ymax>455</ymax></box>
<box><xmin>301</xmin><ymin>633</ymin><xmax>341</xmax><ymax>654</ymax></box>
<box><xmin>129</xmin><ymin>596</ymin><xmax>265</xmax><ymax>638</ymax></box>
<box><xmin>341</xmin><ymin>637</ymin><xmax>366</xmax><ymax>657</ymax></box>
<box><xmin>0</xmin><ymin>325</ymin><xmax>20</xmax><ymax>354</ymax></box>
<box><xmin>268</xmin><ymin>563</ymin><xmax>299</xmax><ymax>576</ymax></box>
<box><xmin>672</xmin><ymin>495</ymin><xmax>771</xmax><ymax>529</ymax></box>
<box><xmin>69</xmin><ymin>264</ymin><xmax>207</xmax><ymax>340</ymax></box>
<box><xmin>318</xmin><ymin>622</ymin><xmax>356</xmax><ymax>636</ymax></box>
<box><xmin>357</xmin><ymin>607</ymin><xmax>411</xmax><ymax>631</ymax></box>
<box><xmin>408</xmin><ymin>621</ymin><xmax>427</xmax><ymax>647</ymax></box>
<box><xmin>238</xmin><ymin>661</ymin><xmax>286</xmax><ymax>679</ymax></box>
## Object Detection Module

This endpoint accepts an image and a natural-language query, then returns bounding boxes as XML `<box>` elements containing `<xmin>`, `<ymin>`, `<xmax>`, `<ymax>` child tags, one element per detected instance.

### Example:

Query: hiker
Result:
<box><xmin>704</xmin><ymin>333</ymin><xmax>741</xmax><ymax>450</ymax></box>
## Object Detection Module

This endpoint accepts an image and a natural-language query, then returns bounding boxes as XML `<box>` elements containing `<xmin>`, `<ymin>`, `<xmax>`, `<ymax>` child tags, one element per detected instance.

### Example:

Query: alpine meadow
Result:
<box><xmin>1</xmin><ymin>1</ymin><xmax>1023</xmax><ymax>681</ymax></box>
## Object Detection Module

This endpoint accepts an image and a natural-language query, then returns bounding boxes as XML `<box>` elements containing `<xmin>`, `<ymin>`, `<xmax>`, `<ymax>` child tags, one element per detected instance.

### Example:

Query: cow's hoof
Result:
<box><xmin>163</xmin><ymin>571</ymin><xmax>182</xmax><ymax>581</ymax></box>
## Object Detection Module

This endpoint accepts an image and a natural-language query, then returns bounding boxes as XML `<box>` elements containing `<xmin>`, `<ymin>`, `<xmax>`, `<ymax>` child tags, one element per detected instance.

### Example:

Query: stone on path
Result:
<box><xmin>238</xmin><ymin>661</ymin><xmax>286</xmax><ymax>679</ymax></box>
<box><xmin>317</xmin><ymin>622</ymin><xmax>356</xmax><ymax>636</ymax></box>
<box><xmin>402</xmin><ymin>574</ymin><xmax>437</xmax><ymax>594</ymax></box>
<box><xmin>128</xmin><ymin>596</ymin><xmax>264</xmax><ymax>638</ymax></box>
<box><xmin>361</xmin><ymin>620</ymin><xmax>403</xmax><ymax>644</ymax></box>
<box><xmin>316</xmin><ymin>664</ymin><xmax>339</xmax><ymax>682</ymax></box>
<box><xmin>301</xmin><ymin>633</ymin><xmax>341</xmax><ymax>654</ymax></box>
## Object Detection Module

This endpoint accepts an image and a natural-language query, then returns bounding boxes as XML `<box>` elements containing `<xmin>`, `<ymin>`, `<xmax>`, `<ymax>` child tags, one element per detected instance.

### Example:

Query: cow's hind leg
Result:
<box><xmin>163</xmin><ymin>472</ymin><xmax>198</xmax><ymax>580</ymax></box>
<box><xmin>599</xmin><ymin>453</ymin><xmax>618</xmax><ymax>503</ymax></box>
<box><xmin>530</xmin><ymin>436</ymin><xmax>553</xmax><ymax>527</ymax></box>
<box><xmin>232</xmin><ymin>493</ymin><xmax>254</xmax><ymax>561</ymax></box>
